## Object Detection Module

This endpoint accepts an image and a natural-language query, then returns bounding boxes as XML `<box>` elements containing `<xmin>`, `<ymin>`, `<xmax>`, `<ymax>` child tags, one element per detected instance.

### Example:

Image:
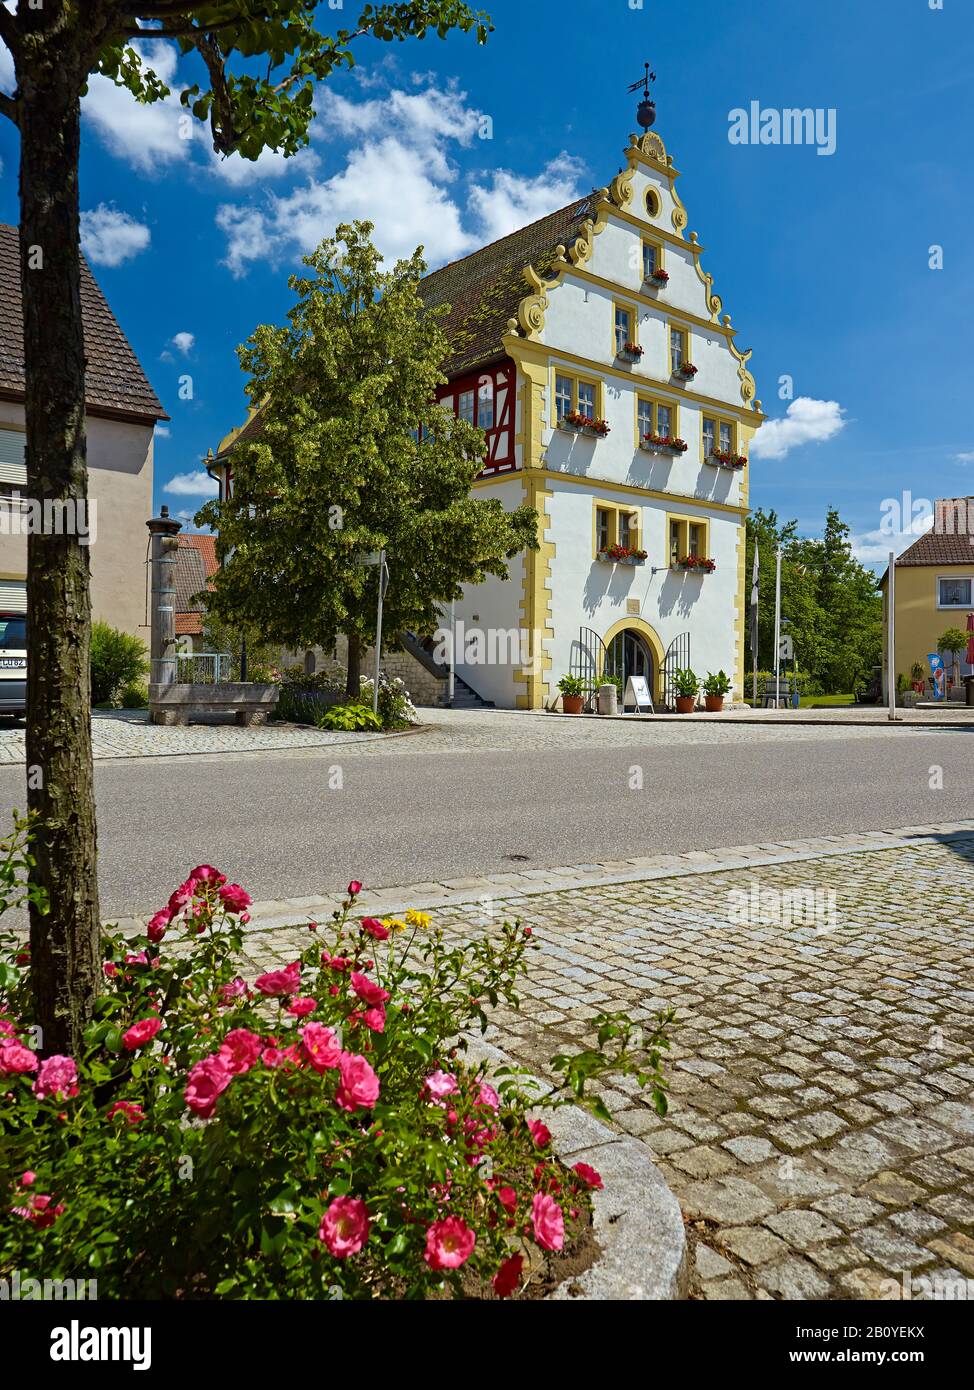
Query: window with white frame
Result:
<box><xmin>615</xmin><ymin>305</ymin><xmax>633</xmax><ymax>355</ymax></box>
<box><xmin>596</xmin><ymin>507</ymin><xmax>611</xmax><ymax>553</ymax></box>
<box><xmin>642</xmin><ymin>242</ymin><xmax>657</xmax><ymax>279</ymax></box>
<box><xmin>938</xmin><ymin>577</ymin><xmax>973</xmax><ymax>608</ymax></box>
<box><xmin>637</xmin><ymin>398</ymin><xmax>653</xmax><ymax>439</ymax></box>
<box><xmin>703</xmin><ymin>417</ymin><xmax>716</xmax><ymax>457</ymax></box>
<box><xmin>669</xmin><ymin>327</ymin><xmax>685</xmax><ymax>372</ymax></box>
<box><xmin>458</xmin><ymin>390</ymin><xmax>475</xmax><ymax>425</ymax></box>
<box><xmin>477</xmin><ymin>380</ymin><xmax>495</xmax><ymax>431</ymax></box>
<box><xmin>555</xmin><ymin>375</ymin><xmax>573</xmax><ymax>422</ymax></box>
<box><xmin>719</xmin><ymin>421</ymin><xmax>733</xmax><ymax>454</ymax></box>
<box><xmin>577</xmin><ymin>380</ymin><xmax>596</xmax><ymax>418</ymax></box>
<box><xmin>657</xmin><ymin>404</ymin><xmax>673</xmax><ymax>438</ymax></box>
<box><xmin>618</xmin><ymin>511</ymin><xmax>637</xmax><ymax>549</ymax></box>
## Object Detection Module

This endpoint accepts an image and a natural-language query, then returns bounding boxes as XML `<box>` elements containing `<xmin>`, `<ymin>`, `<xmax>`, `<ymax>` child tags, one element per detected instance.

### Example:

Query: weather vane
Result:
<box><xmin>627</xmin><ymin>63</ymin><xmax>657</xmax><ymax>130</ymax></box>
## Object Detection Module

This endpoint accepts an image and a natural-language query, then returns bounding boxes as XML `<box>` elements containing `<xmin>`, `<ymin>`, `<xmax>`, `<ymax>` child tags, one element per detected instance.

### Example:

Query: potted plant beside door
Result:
<box><xmin>702</xmin><ymin>670</ymin><xmax>732</xmax><ymax>712</ymax></box>
<box><xmin>557</xmin><ymin>674</ymin><xmax>586</xmax><ymax>715</ymax></box>
<box><xmin>672</xmin><ymin>668</ymin><xmax>699</xmax><ymax>714</ymax></box>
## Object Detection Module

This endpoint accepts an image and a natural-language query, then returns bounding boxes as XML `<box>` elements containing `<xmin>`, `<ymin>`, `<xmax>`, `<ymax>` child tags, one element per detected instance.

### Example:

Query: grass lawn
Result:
<box><xmin>799</xmin><ymin>693</ymin><xmax>857</xmax><ymax>708</ymax></box>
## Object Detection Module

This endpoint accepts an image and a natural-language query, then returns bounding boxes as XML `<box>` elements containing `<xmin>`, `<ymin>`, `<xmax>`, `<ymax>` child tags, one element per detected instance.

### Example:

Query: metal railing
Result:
<box><xmin>175</xmin><ymin>652</ymin><xmax>232</xmax><ymax>685</ymax></box>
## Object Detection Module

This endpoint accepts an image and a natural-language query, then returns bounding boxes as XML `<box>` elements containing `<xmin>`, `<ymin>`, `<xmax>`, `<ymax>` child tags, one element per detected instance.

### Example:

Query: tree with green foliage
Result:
<box><xmin>937</xmin><ymin>627</ymin><xmax>968</xmax><ymax>689</ymax></box>
<box><xmin>197</xmin><ymin>222</ymin><xmax>538</xmax><ymax>695</ymax></box>
<box><xmin>0</xmin><ymin>2</ymin><xmax>492</xmax><ymax>1053</ymax></box>
<box><xmin>89</xmin><ymin>622</ymin><xmax>149</xmax><ymax>706</ymax></box>
<box><xmin>745</xmin><ymin>506</ymin><xmax>882</xmax><ymax>694</ymax></box>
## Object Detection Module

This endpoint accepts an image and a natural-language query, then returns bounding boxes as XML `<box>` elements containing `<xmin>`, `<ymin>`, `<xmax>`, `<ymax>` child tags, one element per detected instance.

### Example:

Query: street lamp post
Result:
<box><xmin>357</xmin><ymin>550</ymin><xmax>389</xmax><ymax>718</ymax></box>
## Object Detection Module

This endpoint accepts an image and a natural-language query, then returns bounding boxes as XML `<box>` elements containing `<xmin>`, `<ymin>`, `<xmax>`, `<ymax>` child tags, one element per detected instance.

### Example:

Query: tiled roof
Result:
<box><xmin>0</xmin><ymin>223</ymin><xmax>167</xmax><ymax>423</ymax></box>
<box><xmin>172</xmin><ymin>533</ymin><xmax>219</xmax><ymax>626</ymax></box>
<box><xmin>896</xmin><ymin>503</ymin><xmax>974</xmax><ymax>566</ymax></box>
<box><xmin>418</xmin><ymin>196</ymin><xmax>596</xmax><ymax>376</ymax></box>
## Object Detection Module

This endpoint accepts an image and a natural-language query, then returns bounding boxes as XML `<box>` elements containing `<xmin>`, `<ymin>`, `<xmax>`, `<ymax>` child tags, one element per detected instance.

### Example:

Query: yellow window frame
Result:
<box><xmin>666</xmin><ymin>512</ymin><xmax>710</xmax><ymax>566</ymax></box>
<box><xmin>554</xmin><ymin>369</ymin><xmax>603</xmax><ymax>424</ymax></box>
<box><xmin>613</xmin><ymin>300</ymin><xmax>638</xmax><ymax>358</ymax></box>
<box><xmin>593</xmin><ymin>499</ymin><xmax>642</xmax><ymax>559</ymax></box>
<box><xmin>635</xmin><ymin>393</ymin><xmax>680</xmax><ymax>446</ymax></box>
<box><xmin>667</xmin><ymin>320</ymin><xmax>691</xmax><ymax>375</ymax></box>
<box><xmin>642</xmin><ymin>237</ymin><xmax>665</xmax><ymax>283</ymax></box>
<box><xmin>701</xmin><ymin>414</ymin><xmax>739</xmax><ymax>460</ymax></box>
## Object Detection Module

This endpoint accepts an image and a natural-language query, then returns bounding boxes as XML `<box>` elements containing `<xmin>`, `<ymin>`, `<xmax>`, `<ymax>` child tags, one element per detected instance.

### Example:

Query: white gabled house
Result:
<box><xmin>416</xmin><ymin>124</ymin><xmax>765</xmax><ymax>710</ymax></box>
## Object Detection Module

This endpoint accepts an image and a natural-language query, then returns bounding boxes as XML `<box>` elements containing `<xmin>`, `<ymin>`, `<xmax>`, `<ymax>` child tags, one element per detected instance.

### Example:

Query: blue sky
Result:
<box><xmin>1</xmin><ymin>0</ymin><xmax>972</xmax><ymax>566</ymax></box>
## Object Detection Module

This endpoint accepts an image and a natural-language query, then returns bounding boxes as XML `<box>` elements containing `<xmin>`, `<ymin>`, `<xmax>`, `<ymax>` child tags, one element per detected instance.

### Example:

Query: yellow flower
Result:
<box><xmin>383</xmin><ymin>917</ymin><xmax>410</xmax><ymax>934</ymax></box>
<box><xmin>404</xmin><ymin>909</ymin><xmax>432</xmax><ymax>931</ymax></box>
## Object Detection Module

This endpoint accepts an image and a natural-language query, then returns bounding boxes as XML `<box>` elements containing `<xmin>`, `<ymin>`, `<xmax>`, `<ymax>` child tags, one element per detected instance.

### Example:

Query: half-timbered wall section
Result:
<box><xmin>434</xmin><ymin>360</ymin><xmax>516</xmax><ymax>475</ymax></box>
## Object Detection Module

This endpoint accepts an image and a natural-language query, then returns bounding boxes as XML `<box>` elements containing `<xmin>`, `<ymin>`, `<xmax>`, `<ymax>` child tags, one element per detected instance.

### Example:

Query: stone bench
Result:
<box><xmin>149</xmin><ymin>682</ymin><xmax>280</xmax><ymax>727</ymax></box>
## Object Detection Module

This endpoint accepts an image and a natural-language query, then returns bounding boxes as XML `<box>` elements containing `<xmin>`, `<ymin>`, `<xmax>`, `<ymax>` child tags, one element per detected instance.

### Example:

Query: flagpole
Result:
<box><xmin>888</xmin><ymin>549</ymin><xmax>898</xmax><ymax>722</ymax></box>
<box><xmin>773</xmin><ymin>545</ymin><xmax>782</xmax><ymax>709</ymax></box>
<box><xmin>751</xmin><ymin>543</ymin><xmax>760</xmax><ymax>709</ymax></box>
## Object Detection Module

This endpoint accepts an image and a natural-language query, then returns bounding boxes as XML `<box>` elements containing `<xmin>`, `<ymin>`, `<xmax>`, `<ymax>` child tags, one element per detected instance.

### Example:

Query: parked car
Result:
<box><xmin>0</xmin><ymin>612</ymin><xmax>27</xmax><ymax>719</ymax></box>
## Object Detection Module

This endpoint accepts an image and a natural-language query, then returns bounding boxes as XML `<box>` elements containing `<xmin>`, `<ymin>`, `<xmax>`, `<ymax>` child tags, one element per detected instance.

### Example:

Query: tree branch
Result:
<box><xmin>0</xmin><ymin>90</ymin><xmax>18</xmax><ymax>127</ymax></box>
<box><xmin>0</xmin><ymin>7</ymin><xmax>18</xmax><ymax>55</ymax></box>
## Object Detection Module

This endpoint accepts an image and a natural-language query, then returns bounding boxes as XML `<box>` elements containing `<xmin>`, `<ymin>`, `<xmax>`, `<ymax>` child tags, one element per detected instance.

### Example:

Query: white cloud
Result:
<box><xmin>468</xmin><ymin>154</ymin><xmax>587</xmax><ymax>244</ymax></box>
<box><xmin>170</xmin><ymin>332</ymin><xmax>194</xmax><ymax>356</ymax></box>
<box><xmin>163</xmin><ymin>470</ymin><xmax>218</xmax><ymax>497</ymax></box>
<box><xmin>953</xmin><ymin>451</ymin><xmax>974</xmax><ymax>464</ymax></box>
<box><xmin>155</xmin><ymin>424</ymin><xmax>171</xmax><ymax>439</ymax></box>
<box><xmin>80</xmin><ymin>204</ymin><xmax>150</xmax><ymax>266</ymax></box>
<box><xmin>750</xmin><ymin>398</ymin><xmax>847</xmax><ymax>460</ymax></box>
<box><xmin>217</xmin><ymin>82</ymin><xmax>587</xmax><ymax>278</ymax></box>
<box><xmin>852</xmin><ymin>514</ymin><xmax>934</xmax><ymax>565</ymax></box>
<box><xmin>207</xmin><ymin>143</ymin><xmax>319</xmax><ymax>187</ymax></box>
<box><xmin>83</xmin><ymin>40</ymin><xmax>189</xmax><ymax>175</ymax></box>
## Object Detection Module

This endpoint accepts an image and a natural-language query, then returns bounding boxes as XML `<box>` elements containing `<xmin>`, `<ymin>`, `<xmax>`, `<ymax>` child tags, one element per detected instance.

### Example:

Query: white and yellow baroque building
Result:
<box><xmin>419</xmin><ymin>128</ymin><xmax>765</xmax><ymax>710</ymax></box>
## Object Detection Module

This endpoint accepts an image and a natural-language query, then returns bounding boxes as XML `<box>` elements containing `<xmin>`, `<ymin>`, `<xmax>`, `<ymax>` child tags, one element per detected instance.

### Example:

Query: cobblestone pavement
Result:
<box><xmin>222</xmin><ymin>825</ymin><xmax>974</xmax><ymax>1301</ymax></box>
<box><xmin>2</xmin><ymin>705</ymin><xmax>964</xmax><ymax>765</ymax></box>
<box><xmin>0</xmin><ymin>710</ymin><xmax>393</xmax><ymax>763</ymax></box>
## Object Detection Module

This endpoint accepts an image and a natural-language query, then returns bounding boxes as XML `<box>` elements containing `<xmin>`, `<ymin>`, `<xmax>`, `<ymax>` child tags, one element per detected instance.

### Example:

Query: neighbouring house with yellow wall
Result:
<box><xmin>0</xmin><ymin>224</ymin><xmax>167</xmax><ymax>636</ymax></box>
<box><xmin>881</xmin><ymin>501</ymin><xmax>974</xmax><ymax>694</ymax></box>
<box><xmin>207</xmin><ymin>121</ymin><xmax>765</xmax><ymax>709</ymax></box>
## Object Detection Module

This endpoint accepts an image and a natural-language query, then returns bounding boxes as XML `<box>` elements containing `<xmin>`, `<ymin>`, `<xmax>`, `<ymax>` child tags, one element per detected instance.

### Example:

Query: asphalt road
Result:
<box><xmin>1</xmin><ymin>727</ymin><xmax>972</xmax><ymax>919</ymax></box>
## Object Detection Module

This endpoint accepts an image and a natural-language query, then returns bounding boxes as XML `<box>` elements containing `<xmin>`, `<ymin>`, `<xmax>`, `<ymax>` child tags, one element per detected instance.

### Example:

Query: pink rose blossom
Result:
<box><xmin>218</xmin><ymin>976</ymin><xmax>248</xmax><ymax>1005</ymax></box>
<box><xmin>121</xmin><ymin>1017</ymin><xmax>161</xmax><ymax>1052</ymax></box>
<box><xmin>424</xmin><ymin>1069</ymin><xmax>458</xmax><ymax>1103</ymax></box>
<box><xmin>318</xmin><ymin>1195</ymin><xmax>370</xmax><ymax>1258</ymax></box>
<box><xmin>219</xmin><ymin>883</ymin><xmax>251</xmax><ymax>915</ymax></box>
<box><xmin>571</xmin><ymin>1162</ymin><xmax>603</xmax><ymax>1190</ymax></box>
<box><xmin>492</xmin><ymin>1253</ymin><xmax>523</xmax><ymax>1298</ymax></box>
<box><xmin>184</xmin><ymin>1054</ymin><xmax>233</xmax><ymax>1118</ymax></box>
<box><xmin>33</xmin><ymin>1055</ymin><xmax>78</xmax><ymax>1101</ymax></box>
<box><xmin>167</xmin><ymin>878</ymin><xmax>197</xmax><ymax>916</ymax></box>
<box><xmin>423</xmin><ymin>1216</ymin><xmax>476</xmax><ymax>1271</ymax></box>
<box><xmin>261</xmin><ymin>1044</ymin><xmax>301</xmax><ymax>1069</ymax></box>
<box><xmin>254</xmin><ymin>961</ymin><xmax>301</xmax><ymax>997</ymax></box>
<box><xmin>0</xmin><ymin>1041</ymin><xmax>38</xmax><ymax>1075</ymax></box>
<box><xmin>107</xmin><ymin>1101</ymin><xmax>144</xmax><ymax>1126</ymax></box>
<box><xmin>350</xmin><ymin>972</ymin><xmax>390</xmax><ymax>1007</ymax></box>
<box><xmin>287</xmin><ymin>996</ymin><xmax>317</xmax><ymax>1018</ymax></box>
<box><xmin>0</xmin><ymin>1019</ymin><xmax>16</xmax><ymax>1038</ymax></box>
<box><xmin>146</xmin><ymin>909</ymin><xmax>171</xmax><ymax>944</ymax></box>
<box><xmin>477</xmin><ymin>1082</ymin><xmax>500</xmax><ymax>1111</ymax></box>
<box><xmin>361</xmin><ymin>1005</ymin><xmax>386</xmax><ymax>1033</ymax></box>
<box><xmin>347</xmin><ymin>880</ymin><xmax>363</xmax><ymax>897</ymax></box>
<box><xmin>335</xmin><ymin>1052</ymin><xmax>380</xmax><ymax>1111</ymax></box>
<box><xmin>301</xmin><ymin>1023</ymin><xmax>342</xmax><ymax>1073</ymax></box>
<box><xmin>21</xmin><ymin>1171</ymin><xmax>36</xmax><ymax>1187</ymax></box>
<box><xmin>360</xmin><ymin>917</ymin><xmax>390</xmax><ymax>941</ymax></box>
<box><xmin>530</xmin><ymin>1192</ymin><xmax>564</xmax><ymax>1251</ymax></box>
<box><xmin>528</xmin><ymin>1119</ymin><xmax>551</xmax><ymax>1149</ymax></box>
<box><xmin>219</xmin><ymin>1029</ymin><xmax>262</xmax><ymax>1075</ymax></box>
<box><xmin>124</xmin><ymin>950</ymin><xmax>149</xmax><ymax>966</ymax></box>
<box><xmin>13</xmin><ymin>1193</ymin><xmax>64</xmax><ymax>1228</ymax></box>
<box><xmin>189</xmin><ymin>864</ymin><xmax>226</xmax><ymax>886</ymax></box>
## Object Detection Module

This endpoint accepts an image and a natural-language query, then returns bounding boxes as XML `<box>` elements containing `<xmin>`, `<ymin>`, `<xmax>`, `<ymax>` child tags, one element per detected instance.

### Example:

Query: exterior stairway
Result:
<box><xmin>399</xmin><ymin>631</ymin><xmax>495</xmax><ymax>709</ymax></box>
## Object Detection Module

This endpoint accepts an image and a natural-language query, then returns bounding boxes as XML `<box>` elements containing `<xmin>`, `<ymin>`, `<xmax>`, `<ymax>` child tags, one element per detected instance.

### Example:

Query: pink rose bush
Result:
<box><xmin>0</xmin><ymin>817</ymin><xmax>673</xmax><ymax>1300</ymax></box>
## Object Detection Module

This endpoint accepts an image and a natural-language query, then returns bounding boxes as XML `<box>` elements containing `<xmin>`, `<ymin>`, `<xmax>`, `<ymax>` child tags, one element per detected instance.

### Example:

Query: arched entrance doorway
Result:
<box><xmin>602</xmin><ymin>618</ymin><xmax>665</xmax><ymax>706</ymax></box>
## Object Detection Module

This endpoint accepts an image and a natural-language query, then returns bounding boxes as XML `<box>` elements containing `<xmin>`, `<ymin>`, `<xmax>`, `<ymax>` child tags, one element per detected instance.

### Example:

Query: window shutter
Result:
<box><xmin>0</xmin><ymin>579</ymin><xmax>27</xmax><ymax>612</ymax></box>
<box><xmin>0</xmin><ymin>429</ymin><xmax>27</xmax><ymax>487</ymax></box>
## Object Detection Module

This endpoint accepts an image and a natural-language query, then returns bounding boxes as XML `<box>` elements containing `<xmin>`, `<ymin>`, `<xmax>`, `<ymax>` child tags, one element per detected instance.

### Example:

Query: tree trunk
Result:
<box><xmin>19</xmin><ymin>46</ymin><xmax>101</xmax><ymax>1055</ymax></box>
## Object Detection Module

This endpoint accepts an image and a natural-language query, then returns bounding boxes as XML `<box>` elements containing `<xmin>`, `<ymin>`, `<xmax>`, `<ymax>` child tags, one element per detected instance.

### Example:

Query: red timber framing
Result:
<box><xmin>434</xmin><ymin>359</ymin><xmax>516</xmax><ymax>476</ymax></box>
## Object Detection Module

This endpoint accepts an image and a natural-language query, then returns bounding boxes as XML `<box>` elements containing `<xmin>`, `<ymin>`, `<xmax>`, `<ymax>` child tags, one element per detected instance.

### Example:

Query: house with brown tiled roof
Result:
<box><xmin>880</xmin><ymin>499</ymin><xmax>974</xmax><ymax>696</ymax></box>
<box><xmin>208</xmin><ymin>117</ymin><xmax>766</xmax><ymax>709</ymax></box>
<box><xmin>0</xmin><ymin>223</ymin><xmax>167</xmax><ymax>635</ymax></box>
<box><xmin>172</xmin><ymin>533</ymin><xmax>219</xmax><ymax>648</ymax></box>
